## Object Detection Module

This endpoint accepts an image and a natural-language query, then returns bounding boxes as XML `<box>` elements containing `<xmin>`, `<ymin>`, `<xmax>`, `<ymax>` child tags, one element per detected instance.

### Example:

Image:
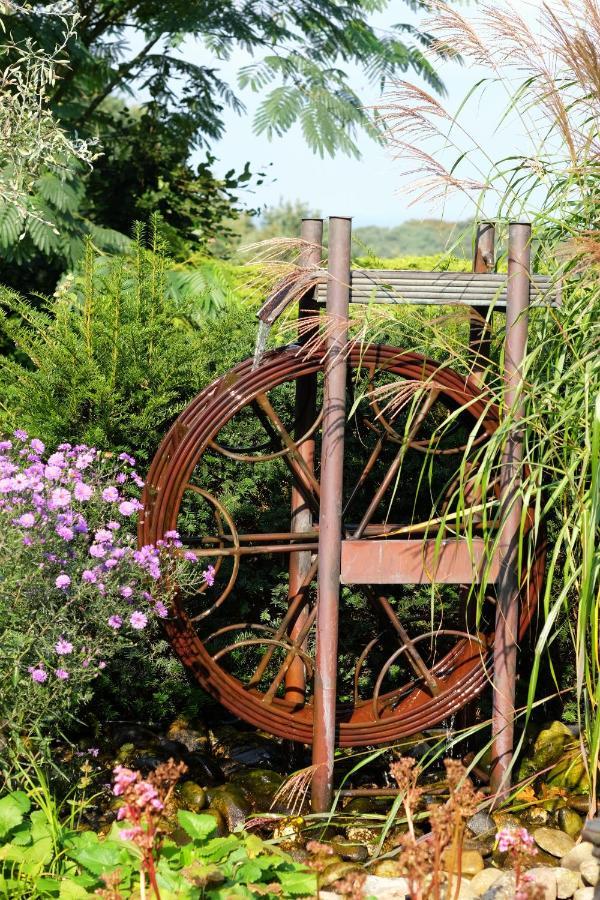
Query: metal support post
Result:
<box><xmin>311</xmin><ymin>216</ymin><xmax>351</xmax><ymax>813</ymax></box>
<box><xmin>490</xmin><ymin>222</ymin><xmax>531</xmax><ymax>795</ymax></box>
<box><xmin>469</xmin><ymin>222</ymin><xmax>495</xmax><ymax>385</ymax></box>
<box><xmin>285</xmin><ymin>218</ymin><xmax>323</xmax><ymax>704</ymax></box>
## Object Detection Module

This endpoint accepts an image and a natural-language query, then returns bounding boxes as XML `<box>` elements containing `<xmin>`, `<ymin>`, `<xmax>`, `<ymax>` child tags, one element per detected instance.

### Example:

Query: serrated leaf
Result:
<box><xmin>176</xmin><ymin>809</ymin><xmax>217</xmax><ymax>841</ymax></box>
<box><xmin>277</xmin><ymin>868</ymin><xmax>317</xmax><ymax>896</ymax></box>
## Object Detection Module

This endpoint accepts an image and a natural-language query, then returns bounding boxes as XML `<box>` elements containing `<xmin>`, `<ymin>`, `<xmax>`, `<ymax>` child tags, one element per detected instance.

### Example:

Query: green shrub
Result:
<box><xmin>0</xmin><ymin>229</ymin><xmax>259</xmax><ymax>467</ymax></box>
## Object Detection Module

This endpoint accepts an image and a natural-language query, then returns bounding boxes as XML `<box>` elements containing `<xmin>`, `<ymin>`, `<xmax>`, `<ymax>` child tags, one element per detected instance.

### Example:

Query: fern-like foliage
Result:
<box><xmin>0</xmin><ymin>225</ymin><xmax>258</xmax><ymax>464</ymax></box>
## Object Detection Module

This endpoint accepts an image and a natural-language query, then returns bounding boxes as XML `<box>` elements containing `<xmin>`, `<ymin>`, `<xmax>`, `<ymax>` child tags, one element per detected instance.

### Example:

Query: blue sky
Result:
<box><xmin>183</xmin><ymin>2</ymin><xmax>545</xmax><ymax>226</ymax></box>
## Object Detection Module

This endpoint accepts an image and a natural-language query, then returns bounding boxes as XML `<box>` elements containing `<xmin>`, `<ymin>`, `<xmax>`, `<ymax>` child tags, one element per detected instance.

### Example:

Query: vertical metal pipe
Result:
<box><xmin>285</xmin><ymin>218</ymin><xmax>323</xmax><ymax>704</ymax></box>
<box><xmin>311</xmin><ymin>216</ymin><xmax>351</xmax><ymax>813</ymax></box>
<box><xmin>490</xmin><ymin>222</ymin><xmax>531</xmax><ymax>796</ymax></box>
<box><xmin>469</xmin><ymin>222</ymin><xmax>495</xmax><ymax>385</ymax></box>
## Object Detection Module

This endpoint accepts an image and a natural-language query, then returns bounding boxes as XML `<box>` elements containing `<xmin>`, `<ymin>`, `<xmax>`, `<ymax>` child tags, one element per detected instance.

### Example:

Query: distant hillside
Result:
<box><xmin>353</xmin><ymin>219</ymin><xmax>472</xmax><ymax>258</ymax></box>
<box><xmin>221</xmin><ymin>201</ymin><xmax>473</xmax><ymax>260</ymax></box>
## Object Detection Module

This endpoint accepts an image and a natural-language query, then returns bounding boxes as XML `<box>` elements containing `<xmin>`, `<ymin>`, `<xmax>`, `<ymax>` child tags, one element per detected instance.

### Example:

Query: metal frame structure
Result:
<box><xmin>140</xmin><ymin>215</ymin><xmax>557</xmax><ymax>815</ymax></box>
<box><xmin>307</xmin><ymin>217</ymin><xmax>540</xmax><ymax>808</ymax></box>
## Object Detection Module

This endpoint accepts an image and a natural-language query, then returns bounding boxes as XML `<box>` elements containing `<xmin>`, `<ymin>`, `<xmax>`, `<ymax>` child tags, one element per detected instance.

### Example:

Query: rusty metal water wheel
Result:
<box><xmin>140</xmin><ymin>345</ymin><xmax>543</xmax><ymax>746</ymax></box>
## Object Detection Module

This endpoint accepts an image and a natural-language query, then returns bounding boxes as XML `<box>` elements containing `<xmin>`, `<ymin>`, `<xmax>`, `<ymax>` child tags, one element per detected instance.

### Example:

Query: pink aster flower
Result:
<box><xmin>154</xmin><ymin>601</ymin><xmax>168</xmax><ymax>618</ymax></box>
<box><xmin>47</xmin><ymin>452</ymin><xmax>65</xmax><ymax>468</ymax></box>
<box><xmin>94</xmin><ymin>528</ymin><xmax>113</xmax><ymax>543</ymax></box>
<box><xmin>13</xmin><ymin>429</ymin><xmax>28</xmax><ymax>441</ymax></box>
<box><xmin>82</xmin><ymin>569</ymin><xmax>97</xmax><ymax>583</ymax></box>
<box><xmin>74</xmin><ymin>482</ymin><xmax>93</xmax><ymax>501</ymax></box>
<box><xmin>107</xmin><ymin>521</ymin><xmax>120</xmax><ymax>530</ymax></box>
<box><xmin>203</xmin><ymin>565</ymin><xmax>216</xmax><ymax>586</ymax></box>
<box><xmin>55</xmin><ymin>668</ymin><xmax>69</xmax><ymax>680</ymax></box>
<box><xmin>56</xmin><ymin>525</ymin><xmax>74</xmax><ymax>541</ymax></box>
<box><xmin>118</xmin><ymin>500</ymin><xmax>138</xmax><ymax>516</ymax></box>
<box><xmin>51</xmin><ymin>488</ymin><xmax>71</xmax><ymax>508</ymax></box>
<box><xmin>129</xmin><ymin>611</ymin><xmax>147</xmax><ymax>630</ymax></box>
<box><xmin>89</xmin><ymin>543</ymin><xmax>107</xmax><ymax>558</ymax></box>
<box><xmin>28</xmin><ymin>666</ymin><xmax>47</xmax><ymax>683</ymax></box>
<box><xmin>108</xmin><ymin>615</ymin><xmax>122</xmax><ymax>629</ymax></box>
<box><xmin>55</xmin><ymin>574</ymin><xmax>71</xmax><ymax>590</ymax></box>
<box><xmin>55</xmin><ymin>637</ymin><xmax>73</xmax><ymax>655</ymax></box>
<box><xmin>17</xmin><ymin>512</ymin><xmax>35</xmax><ymax>528</ymax></box>
<box><xmin>184</xmin><ymin>550</ymin><xmax>197</xmax><ymax>563</ymax></box>
<box><xmin>30</xmin><ymin>439</ymin><xmax>45</xmax><ymax>454</ymax></box>
<box><xmin>102</xmin><ymin>486</ymin><xmax>119</xmax><ymax>503</ymax></box>
<box><xmin>120</xmin><ymin>585</ymin><xmax>133</xmax><ymax>598</ymax></box>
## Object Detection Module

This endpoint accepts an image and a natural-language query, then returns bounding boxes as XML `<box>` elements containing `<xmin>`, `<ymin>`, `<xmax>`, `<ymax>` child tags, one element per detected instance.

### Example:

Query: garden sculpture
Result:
<box><xmin>140</xmin><ymin>217</ymin><xmax>559</xmax><ymax>811</ymax></box>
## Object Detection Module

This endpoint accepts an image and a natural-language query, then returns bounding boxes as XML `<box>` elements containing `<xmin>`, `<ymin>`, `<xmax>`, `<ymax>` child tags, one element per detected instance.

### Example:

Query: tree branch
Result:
<box><xmin>75</xmin><ymin>34</ymin><xmax>160</xmax><ymax>126</ymax></box>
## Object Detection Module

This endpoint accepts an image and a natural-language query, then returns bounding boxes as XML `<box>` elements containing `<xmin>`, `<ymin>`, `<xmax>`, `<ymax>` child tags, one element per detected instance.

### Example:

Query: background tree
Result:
<box><xmin>0</xmin><ymin>0</ymin><xmax>451</xmax><ymax>291</ymax></box>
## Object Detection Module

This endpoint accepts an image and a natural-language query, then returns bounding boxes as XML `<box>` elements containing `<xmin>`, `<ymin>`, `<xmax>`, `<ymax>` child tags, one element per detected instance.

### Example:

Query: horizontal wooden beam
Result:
<box><xmin>315</xmin><ymin>270</ymin><xmax>559</xmax><ymax>308</ymax></box>
<box><xmin>340</xmin><ymin>538</ymin><xmax>499</xmax><ymax>585</ymax></box>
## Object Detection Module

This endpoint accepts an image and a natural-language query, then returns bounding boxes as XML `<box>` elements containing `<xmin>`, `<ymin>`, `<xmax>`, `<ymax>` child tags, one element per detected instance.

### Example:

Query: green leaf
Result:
<box><xmin>195</xmin><ymin>835</ymin><xmax>240</xmax><ymax>863</ymax></box>
<box><xmin>0</xmin><ymin>791</ymin><xmax>30</xmax><ymax>839</ymax></box>
<box><xmin>277</xmin><ymin>868</ymin><xmax>318</xmax><ymax>897</ymax></box>
<box><xmin>67</xmin><ymin>835</ymin><xmax>125</xmax><ymax>875</ymax></box>
<box><xmin>58</xmin><ymin>877</ymin><xmax>94</xmax><ymax>899</ymax></box>
<box><xmin>176</xmin><ymin>810</ymin><xmax>218</xmax><ymax>841</ymax></box>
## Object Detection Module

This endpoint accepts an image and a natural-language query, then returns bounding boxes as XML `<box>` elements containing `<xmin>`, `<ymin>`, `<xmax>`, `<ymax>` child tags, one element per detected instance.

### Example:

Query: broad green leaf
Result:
<box><xmin>67</xmin><ymin>838</ymin><xmax>124</xmax><ymax>875</ymax></box>
<box><xmin>195</xmin><ymin>834</ymin><xmax>240</xmax><ymax>863</ymax></box>
<box><xmin>0</xmin><ymin>791</ymin><xmax>30</xmax><ymax>838</ymax></box>
<box><xmin>277</xmin><ymin>868</ymin><xmax>318</xmax><ymax>897</ymax></box>
<box><xmin>58</xmin><ymin>877</ymin><xmax>95</xmax><ymax>899</ymax></box>
<box><xmin>176</xmin><ymin>809</ymin><xmax>217</xmax><ymax>841</ymax></box>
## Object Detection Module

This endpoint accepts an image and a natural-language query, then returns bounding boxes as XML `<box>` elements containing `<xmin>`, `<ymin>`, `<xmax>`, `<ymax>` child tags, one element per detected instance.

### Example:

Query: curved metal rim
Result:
<box><xmin>139</xmin><ymin>344</ymin><xmax>543</xmax><ymax>746</ymax></box>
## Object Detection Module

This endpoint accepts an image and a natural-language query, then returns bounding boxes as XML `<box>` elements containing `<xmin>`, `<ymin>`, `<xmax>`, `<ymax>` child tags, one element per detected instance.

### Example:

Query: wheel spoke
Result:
<box><xmin>351</xmin><ymin>389</ymin><xmax>440</xmax><ymax>539</ymax></box>
<box><xmin>365</xmin><ymin>588</ymin><xmax>439</xmax><ymax>696</ymax></box>
<box><xmin>254</xmin><ymin>393</ymin><xmax>321</xmax><ymax>512</ymax></box>
<box><xmin>246</xmin><ymin>556</ymin><xmax>318</xmax><ymax>689</ymax></box>
<box><xmin>262</xmin><ymin>603</ymin><xmax>318</xmax><ymax>704</ymax></box>
<box><xmin>342</xmin><ymin>431</ymin><xmax>387</xmax><ymax>517</ymax></box>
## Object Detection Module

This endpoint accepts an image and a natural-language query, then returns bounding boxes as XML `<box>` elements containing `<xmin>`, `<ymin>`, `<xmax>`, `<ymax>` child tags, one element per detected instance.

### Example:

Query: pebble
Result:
<box><xmin>319</xmin><ymin>860</ymin><xmax>363</xmax><ymax>888</ymax></box>
<box><xmin>482</xmin><ymin>871</ymin><xmax>516</xmax><ymax>900</ymax></box>
<box><xmin>330</xmin><ymin>838</ymin><xmax>369</xmax><ymax>863</ymax></box>
<box><xmin>561</xmin><ymin>842</ymin><xmax>594</xmax><ymax>871</ymax></box>
<box><xmin>371</xmin><ymin>859</ymin><xmax>405</xmax><ymax>878</ymax></box>
<box><xmin>573</xmin><ymin>888</ymin><xmax>594</xmax><ymax>900</ymax></box>
<box><xmin>442</xmin><ymin>848</ymin><xmax>485</xmax><ymax>876</ymax></box>
<box><xmin>558</xmin><ymin>808</ymin><xmax>584</xmax><ymax>840</ymax></box>
<box><xmin>362</xmin><ymin>874</ymin><xmax>410</xmax><ymax>898</ymax></box>
<box><xmin>535</xmin><ymin>827</ymin><xmax>576</xmax><ymax>858</ymax></box>
<box><xmin>554</xmin><ymin>867</ymin><xmax>582</xmax><ymax>899</ymax></box>
<box><xmin>467</xmin><ymin>812</ymin><xmax>497</xmax><ymax>837</ymax></box>
<box><xmin>526</xmin><ymin>866</ymin><xmax>558</xmax><ymax>900</ymax></box>
<box><xmin>580</xmin><ymin>859</ymin><xmax>599</xmax><ymax>887</ymax></box>
<box><xmin>469</xmin><ymin>868</ymin><xmax>503</xmax><ymax>896</ymax></box>
<box><xmin>443</xmin><ymin>875</ymin><xmax>476</xmax><ymax>900</ymax></box>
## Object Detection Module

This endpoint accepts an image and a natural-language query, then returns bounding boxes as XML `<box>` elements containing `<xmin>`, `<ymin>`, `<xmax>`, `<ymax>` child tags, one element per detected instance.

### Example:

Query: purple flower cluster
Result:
<box><xmin>0</xmin><ymin>430</ymin><xmax>205</xmax><ymax>689</ymax></box>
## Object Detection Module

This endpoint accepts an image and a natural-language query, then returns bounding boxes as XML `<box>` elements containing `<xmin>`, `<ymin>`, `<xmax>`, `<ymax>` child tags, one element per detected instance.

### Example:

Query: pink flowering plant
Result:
<box><xmin>0</xmin><ymin>430</ymin><xmax>202</xmax><ymax>740</ymax></box>
<box><xmin>495</xmin><ymin>827</ymin><xmax>542</xmax><ymax>900</ymax></box>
